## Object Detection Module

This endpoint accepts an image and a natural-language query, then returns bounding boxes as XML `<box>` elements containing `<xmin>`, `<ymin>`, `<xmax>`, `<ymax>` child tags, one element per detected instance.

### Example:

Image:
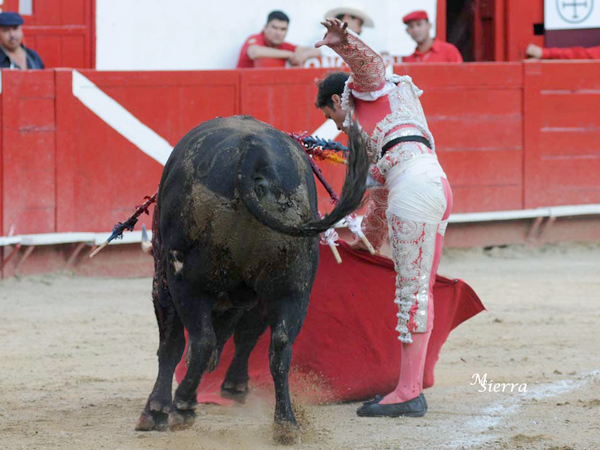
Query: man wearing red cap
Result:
<box><xmin>402</xmin><ymin>10</ymin><xmax>462</xmax><ymax>63</ymax></box>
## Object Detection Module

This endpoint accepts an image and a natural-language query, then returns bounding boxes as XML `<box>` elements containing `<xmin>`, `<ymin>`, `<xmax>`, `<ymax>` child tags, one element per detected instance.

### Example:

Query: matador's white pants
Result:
<box><xmin>384</xmin><ymin>153</ymin><xmax>452</xmax><ymax>343</ymax></box>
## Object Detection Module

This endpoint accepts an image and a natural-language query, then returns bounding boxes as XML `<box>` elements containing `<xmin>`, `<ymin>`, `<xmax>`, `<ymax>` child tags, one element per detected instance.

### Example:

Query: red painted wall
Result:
<box><xmin>1</xmin><ymin>70</ymin><xmax>57</xmax><ymax>235</ymax></box>
<box><xmin>1</xmin><ymin>63</ymin><xmax>599</xmax><ymax>238</ymax></box>
<box><xmin>57</xmin><ymin>70</ymin><xmax>239</xmax><ymax>232</ymax></box>
<box><xmin>524</xmin><ymin>61</ymin><xmax>600</xmax><ymax>207</ymax></box>
<box><xmin>0</xmin><ymin>81</ymin><xmax>2</xmax><ymax>235</ymax></box>
<box><xmin>505</xmin><ymin>0</ymin><xmax>545</xmax><ymax>61</ymax></box>
<box><xmin>441</xmin><ymin>0</ymin><xmax>547</xmax><ymax>62</ymax></box>
<box><xmin>400</xmin><ymin>63</ymin><xmax>524</xmax><ymax>211</ymax></box>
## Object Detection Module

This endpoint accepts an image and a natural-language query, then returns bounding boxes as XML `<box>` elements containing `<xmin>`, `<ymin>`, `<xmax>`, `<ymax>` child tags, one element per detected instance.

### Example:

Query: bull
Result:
<box><xmin>135</xmin><ymin>115</ymin><xmax>368</xmax><ymax>443</ymax></box>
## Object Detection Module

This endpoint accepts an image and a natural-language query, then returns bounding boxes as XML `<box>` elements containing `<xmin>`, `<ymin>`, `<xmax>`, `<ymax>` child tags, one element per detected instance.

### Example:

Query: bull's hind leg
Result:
<box><xmin>168</xmin><ymin>292</ymin><xmax>216</xmax><ymax>431</ymax></box>
<box><xmin>268</xmin><ymin>292</ymin><xmax>310</xmax><ymax>445</ymax></box>
<box><xmin>206</xmin><ymin>307</ymin><xmax>247</xmax><ymax>374</ymax></box>
<box><xmin>221</xmin><ymin>305</ymin><xmax>268</xmax><ymax>403</ymax></box>
<box><xmin>136</xmin><ymin>275</ymin><xmax>185</xmax><ymax>431</ymax></box>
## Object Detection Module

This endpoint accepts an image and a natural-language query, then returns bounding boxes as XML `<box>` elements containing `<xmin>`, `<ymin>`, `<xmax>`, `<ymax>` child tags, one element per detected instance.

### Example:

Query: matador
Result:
<box><xmin>315</xmin><ymin>18</ymin><xmax>453</xmax><ymax>417</ymax></box>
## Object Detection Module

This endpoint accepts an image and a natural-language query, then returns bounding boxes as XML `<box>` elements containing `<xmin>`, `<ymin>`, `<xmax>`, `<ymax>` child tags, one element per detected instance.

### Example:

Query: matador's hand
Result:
<box><xmin>315</xmin><ymin>18</ymin><xmax>348</xmax><ymax>48</ymax></box>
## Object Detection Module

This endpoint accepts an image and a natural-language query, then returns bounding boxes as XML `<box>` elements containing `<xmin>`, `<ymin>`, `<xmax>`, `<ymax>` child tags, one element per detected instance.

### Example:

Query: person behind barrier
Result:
<box><xmin>324</xmin><ymin>5</ymin><xmax>374</xmax><ymax>35</ymax></box>
<box><xmin>0</xmin><ymin>12</ymin><xmax>44</xmax><ymax>70</ymax></box>
<box><xmin>402</xmin><ymin>10</ymin><xmax>462</xmax><ymax>63</ymax></box>
<box><xmin>236</xmin><ymin>10</ymin><xmax>320</xmax><ymax>68</ymax></box>
<box><xmin>525</xmin><ymin>43</ymin><xmax>600</xmax><ymax>60</ymax></box>
<box><xmin>315</xmin><ymin>18</ymin><xmax>453</xmax><ymax>418</ymax></box>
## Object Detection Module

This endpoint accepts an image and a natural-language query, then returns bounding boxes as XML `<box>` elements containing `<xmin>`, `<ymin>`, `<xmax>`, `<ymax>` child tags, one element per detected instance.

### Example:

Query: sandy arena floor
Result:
<box><xmin>1</xmin><ymin>242</ymin><xmax>599</xmax><ymax>450</ymax></box>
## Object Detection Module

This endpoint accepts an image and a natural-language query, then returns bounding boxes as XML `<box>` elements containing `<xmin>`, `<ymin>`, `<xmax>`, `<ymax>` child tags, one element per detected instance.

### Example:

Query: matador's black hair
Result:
<box><xmin>315</xmin><ymin>71</ymin><xmax>350</xmax><ymax>110</ymax></box>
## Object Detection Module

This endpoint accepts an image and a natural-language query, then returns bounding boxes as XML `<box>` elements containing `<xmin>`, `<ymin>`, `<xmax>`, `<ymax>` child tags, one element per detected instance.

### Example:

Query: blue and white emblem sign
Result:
<box><xmin>545</xmin><ymin>0</ymin><xmax>600</xmax><ymax>29</ymax></box>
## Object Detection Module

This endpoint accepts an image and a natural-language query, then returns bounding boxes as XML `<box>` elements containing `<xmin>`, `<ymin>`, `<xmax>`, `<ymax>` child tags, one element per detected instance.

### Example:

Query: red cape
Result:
<box><xmin>175</xmin><ymin>241</ymin><xmax>485</xmax><ymax>404</ymax></box>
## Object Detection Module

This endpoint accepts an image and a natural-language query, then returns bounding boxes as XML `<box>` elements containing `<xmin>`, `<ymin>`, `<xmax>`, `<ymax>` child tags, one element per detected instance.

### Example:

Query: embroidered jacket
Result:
<box><xmin>328</xmin><ymin>32</ymin><xmax>436</xmax><ymax>250</ymax></box>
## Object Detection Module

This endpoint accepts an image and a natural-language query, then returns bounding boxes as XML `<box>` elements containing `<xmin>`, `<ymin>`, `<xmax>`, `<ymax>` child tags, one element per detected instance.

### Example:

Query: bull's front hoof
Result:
<box><xmin>168</xmin><ymin>408</ymin><xmax>196</xmax><ymax>431</ymax></box>
<box><xmin>273</xmin><ymin>422</ymin><xmax>301</xmax><ymax>445</ymax></box>
<box><xmin>135</xmin><ymin>410</ymin><xmax>168</xmax><ymax>432</ymax></box>
<box><xmin>220</xmin><ymin>382</ymin><xmax>249</xmax><ymax>404</ymax></box>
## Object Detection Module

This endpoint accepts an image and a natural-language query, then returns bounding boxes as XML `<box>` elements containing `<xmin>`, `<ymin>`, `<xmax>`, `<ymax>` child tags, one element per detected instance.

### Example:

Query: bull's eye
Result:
<box><xmin>254</xmin><ymin>176</ymin><xmax>269</xmax><ymax>197</ymax></box>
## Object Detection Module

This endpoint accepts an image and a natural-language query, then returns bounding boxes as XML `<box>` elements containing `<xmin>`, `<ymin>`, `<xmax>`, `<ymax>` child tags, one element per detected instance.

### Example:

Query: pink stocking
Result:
<box><xmin>380</xmin><ymin>299</ymin><xmax>433</xmax><ymax>404</ymax></box>
<box><xmin>380</xmin><ymin>178</ymin><xmax>452</xmax><ymax>405</ymax></box>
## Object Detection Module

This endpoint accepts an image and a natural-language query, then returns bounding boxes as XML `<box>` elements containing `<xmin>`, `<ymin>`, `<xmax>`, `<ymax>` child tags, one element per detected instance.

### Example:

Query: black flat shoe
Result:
<box><xmin>362</xmin><ymin>395</ymin><xmax>384</xmax><ymax>406</ymax></box>
<box><xmin>362</xmin><ymin>393</ymin><xmax>427</xmax><ymax>409</ymax></box>
<box><xmin>420</xmin><ymin>393</ymin><xmax>428</xmax><ymax>411</ymax></box>
<box><xmin>356</xmin><ymin>394</ymin><xmax>426</xmax><ymax>418</ymax></box>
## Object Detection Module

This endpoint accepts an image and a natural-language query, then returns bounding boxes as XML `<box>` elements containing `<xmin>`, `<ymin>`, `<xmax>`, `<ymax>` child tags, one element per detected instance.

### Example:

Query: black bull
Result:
<box><xmin>136</xmin><ymin>115</ymin><xmax>368</xmax><ymax>443</ymax></box>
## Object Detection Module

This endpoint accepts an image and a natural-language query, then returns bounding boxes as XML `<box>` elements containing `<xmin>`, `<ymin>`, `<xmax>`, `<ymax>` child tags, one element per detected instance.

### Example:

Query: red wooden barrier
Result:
<box><xmin>1</xmin><ymin>70</ymin><xmax>57</xmax><ymax>236</ymax></box>
<box><xmin>55</xmin><ymin>70</ymin><xmax>240</xmax><ymax>233</ymax></box>
<box><xmin>0</xmin><ymin>80</ymin><xmax>2</xmax><ymax>236</ymax></box>
<box><xmin>397</xmin><ymin>63</ymin><xmax>524</xmax><ymax>212</ymax></box>
<box><xmin>1</xmin><ymin>63</ymin><xmax>599</xmax><ymax>240</ymax></box>
<box><xmin>524</xmin><ymin>61</ymin><xmax>600</xmax><ymax>208</ymax></box>
<box><xmin>0</xmin><ymin>81</ymin><xmax>2</xmax><ymax>236</ymax></box>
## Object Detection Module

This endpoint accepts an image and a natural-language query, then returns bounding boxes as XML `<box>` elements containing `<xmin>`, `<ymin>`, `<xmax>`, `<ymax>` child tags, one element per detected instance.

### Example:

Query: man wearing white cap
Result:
<box><xmin>324</xmin><ymin>5</ymin><xmax>374</xmax><ymax>35</ymax></box>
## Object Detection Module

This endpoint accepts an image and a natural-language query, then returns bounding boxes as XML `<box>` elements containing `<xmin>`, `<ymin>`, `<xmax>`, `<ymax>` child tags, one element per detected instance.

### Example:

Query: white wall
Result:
<box><xmin>96</xmin><ymin>0</ymin><xmax>437</xmax><ymax>70</ymax></box>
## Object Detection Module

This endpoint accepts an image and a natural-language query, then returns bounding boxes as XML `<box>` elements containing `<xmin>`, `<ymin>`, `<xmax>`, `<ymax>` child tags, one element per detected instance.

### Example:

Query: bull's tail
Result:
<box><xmin>238</xmin><ymin>124</ymin><xmax>369</xmax><ymax>237</ymax></box>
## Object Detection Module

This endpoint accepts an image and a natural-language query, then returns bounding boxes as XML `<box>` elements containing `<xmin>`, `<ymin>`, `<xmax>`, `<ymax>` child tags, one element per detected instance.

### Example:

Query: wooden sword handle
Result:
<box><xmin>360</xmin><ymin>235</ymin><xmax>376</xmax><ymax>255</ymax></box>
<box><xmin>89</xmin><ymin>241</ymin><xmax>109</xmax><ymax>259</ymax></box>
<box><xmin>328</xmin><ymin>243</ymin><xmax>342</xmax><ymax>264</ymax></box>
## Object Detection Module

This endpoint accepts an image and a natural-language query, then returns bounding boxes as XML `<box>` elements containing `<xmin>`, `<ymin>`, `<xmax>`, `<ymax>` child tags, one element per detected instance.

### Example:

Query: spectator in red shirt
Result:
<box><xmin>526</xmin><ymin>43</ymin><xmax>600</xmax><ymax>60</ymax></box>
<box><xmin>402</xmin><ymin>10</ymin><xmax>463</xmax><ymax>63</ymax></box>
<box><xmin>237</xmin><ymin>11</ymin><xmax>320</xmax><ymax>68</ymax></box>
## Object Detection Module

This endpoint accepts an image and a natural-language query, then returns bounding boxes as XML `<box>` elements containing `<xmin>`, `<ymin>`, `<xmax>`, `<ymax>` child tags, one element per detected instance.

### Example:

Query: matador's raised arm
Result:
<box><xmin>330</xmin><ymin>33</ymin><xmax>386</xmax><ymax>93</ymax></box>
<box><xmin>316</xmin><ymin>18</ymin><xmax>386</xmax><ymax>93</ymax></box>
